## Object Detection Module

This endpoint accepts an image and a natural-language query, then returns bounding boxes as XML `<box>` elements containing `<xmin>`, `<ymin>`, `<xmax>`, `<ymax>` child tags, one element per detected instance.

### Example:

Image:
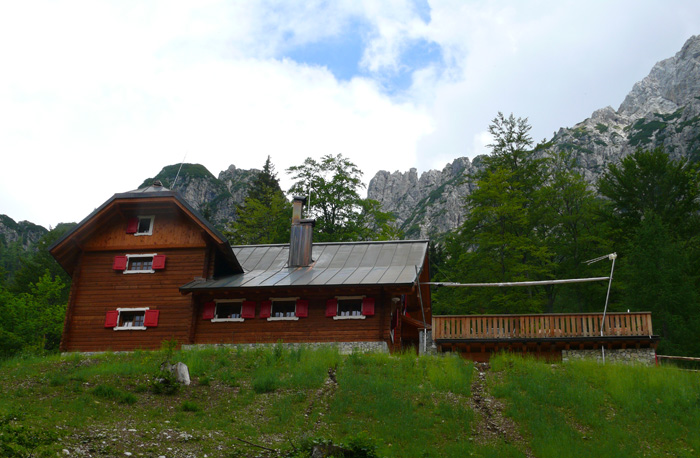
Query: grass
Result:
<box><xmin>0</xmin><ymin>348</ymin><xmax>699</xmax><ymax>457</ymax></box>
<box><xmin>490</xmin><ymin>353</ymin><xmax>700</xmax><ymax>458</ymax></box>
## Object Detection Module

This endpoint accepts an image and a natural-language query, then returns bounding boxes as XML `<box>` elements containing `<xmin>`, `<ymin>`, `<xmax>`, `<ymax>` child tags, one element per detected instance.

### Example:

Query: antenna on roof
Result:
<box><xmin>172</xmin><ymin>152</ymin><xmax>187</xmax><ymax>190</ymax></box>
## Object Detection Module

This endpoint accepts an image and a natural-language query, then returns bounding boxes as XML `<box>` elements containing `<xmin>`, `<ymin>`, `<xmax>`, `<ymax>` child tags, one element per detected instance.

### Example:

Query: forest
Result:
<box><xmin>1</xmin><ymin>113</ymin><xmax>699</xmax><ymax>357</ymax></box>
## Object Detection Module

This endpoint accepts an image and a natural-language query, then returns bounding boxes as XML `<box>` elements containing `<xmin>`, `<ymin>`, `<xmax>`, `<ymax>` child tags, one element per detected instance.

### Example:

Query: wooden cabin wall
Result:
<box><xmin>191</xmin><ymin>287</ymin><xmax>406</xmax><ymax>347</ymax></box>
<box><xmin>61</xmin><ymin>248</ymin><xmax>206</xmax><ymax>352</ymax></box>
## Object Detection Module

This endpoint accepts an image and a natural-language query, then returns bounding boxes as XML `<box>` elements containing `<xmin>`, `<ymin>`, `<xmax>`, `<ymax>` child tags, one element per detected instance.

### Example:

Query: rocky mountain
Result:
<box><xmin>369</xmin><ymin>35</ymin><xmax>700</xmax><ymax>239</ymax></box>
<box><xmin>139</xmin><ymin>163</ymin><xmax>259</xmax><ymax>229</ymax></box>
<box><xmin>0</xmin><ymin>215</ymin><xmax>47</xmax><ymax>251</ymax></box>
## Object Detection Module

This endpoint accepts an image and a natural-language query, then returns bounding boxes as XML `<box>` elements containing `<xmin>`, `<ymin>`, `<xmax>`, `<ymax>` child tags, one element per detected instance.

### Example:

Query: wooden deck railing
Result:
<box><xmin>432</xmin><ymin>312</ymin><xmax>653</xmax><ymax>340</ymax></box>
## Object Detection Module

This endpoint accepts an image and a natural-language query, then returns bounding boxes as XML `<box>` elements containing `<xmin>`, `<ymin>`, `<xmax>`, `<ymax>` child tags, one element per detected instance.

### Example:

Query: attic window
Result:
<box><xmin>127</xmin><ymin>216</ymin><xmax>154</xmax><ymax>236</ymax></box>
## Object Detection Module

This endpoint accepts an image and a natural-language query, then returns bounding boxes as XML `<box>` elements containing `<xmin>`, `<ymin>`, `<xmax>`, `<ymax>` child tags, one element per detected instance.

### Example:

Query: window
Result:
<box><xmin>202</xmin><ymin>300</ymin><xmax>255</xmax><ymax>322</ymax></box>
<box><xmin>126</xmin><ymin>216</ymin><xmax>154</xmax><ymax>236</ymax></box>
<box><xmin>261</xmin><ymin>298</ymin><xmax>308</xmax><ymax>321</ymax></box>
<box><xmin>113</xmin><ymin>254</ymin><xmax>166</xmax><ymax>273</ymax></box>
<box><xmin>104</xmin><ymin>308</ymin><xmax>159</xmax><ymax>330</ymax></box>
<box><xmin>326</xmin><ymin>297</ymin><xmax>375</xmax><ymax>320</ymax></box>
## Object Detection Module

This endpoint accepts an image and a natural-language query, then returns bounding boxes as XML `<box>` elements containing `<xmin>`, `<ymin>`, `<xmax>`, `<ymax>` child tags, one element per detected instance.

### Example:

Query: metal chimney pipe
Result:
<box><xmin>289</xmin><ymin>196</ymin><xmax>314</xmax><ymax>267</ymax></box>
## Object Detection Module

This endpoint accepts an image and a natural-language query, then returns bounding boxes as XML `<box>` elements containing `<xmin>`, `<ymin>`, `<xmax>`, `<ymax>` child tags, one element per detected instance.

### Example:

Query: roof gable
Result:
<box><xmin>49</xmin><ymin>188</ymin><xmax>242</xmax><ymax>275</ymax></box>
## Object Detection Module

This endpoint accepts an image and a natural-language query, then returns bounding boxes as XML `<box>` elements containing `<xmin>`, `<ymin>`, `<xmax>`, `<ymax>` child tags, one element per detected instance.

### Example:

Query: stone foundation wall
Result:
<box><xmin>562</xmin><ymin>347</ymin><xmax>656</xmax><ymax>366</ymax></box>
<box><xmin>182</xmin><ymin>341</ymin><xmax>389</xmax><ymax>354</ymax></box>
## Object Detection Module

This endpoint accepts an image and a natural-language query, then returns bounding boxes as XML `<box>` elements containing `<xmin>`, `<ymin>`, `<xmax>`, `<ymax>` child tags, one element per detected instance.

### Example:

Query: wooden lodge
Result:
<box><xmin>49</xmin><ymin>181</ymin><xmax>658</xmax><ymax>361</ymax></box>
<box><xmin>49</xmin><ymin>183</ymin><xmax>432</xmax><ymax>353</ymax></box>
<box><xmin>432</xmin><ymin>312</ymin><xmax>659</xmax><ymax>361</ymax></box>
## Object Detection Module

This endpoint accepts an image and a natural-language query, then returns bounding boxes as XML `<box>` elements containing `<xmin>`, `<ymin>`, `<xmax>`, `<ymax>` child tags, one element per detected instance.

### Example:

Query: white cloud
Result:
<box><xmin>1</xmin><ymin>0</ymin><xmax>699</xmax><ymax>229</ymax></box>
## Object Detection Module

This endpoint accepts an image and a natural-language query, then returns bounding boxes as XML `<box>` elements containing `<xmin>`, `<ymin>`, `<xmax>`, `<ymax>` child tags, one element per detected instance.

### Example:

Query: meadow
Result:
<box><xmin>0</xmin><ymin>345</ymin><xmax>698</xmax><ymax>457</ymax></box>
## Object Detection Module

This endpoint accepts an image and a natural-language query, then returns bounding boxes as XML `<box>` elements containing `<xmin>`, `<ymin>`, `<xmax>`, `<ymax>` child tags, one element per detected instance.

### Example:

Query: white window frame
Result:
<box><xmin>123</xmin><ymin>253</ymin><xmax>157</xmax><ymax>274</ymax></box>
<box><xmin>113</xmin><ymin>307</ymin><xmax>149</xmax><ymax>331</ymax></box>
<box><xmin>267</xmin><ymin>297</ymin><xmax>300</xmax><ymax>321</ymax></box>
<box><xmin>333</xmin><ymin>295</ymin><xmax>366</xmax><ymax>320</ymax></box>
<box><xmin>211</xmin><ymin>299</ymin><xmax>245</xmax><ymax>322</ymax></box>
<box><xmin>134</xmin><ymin>215</ymin><xmax>155</xmax><ymax>236</ymax></box>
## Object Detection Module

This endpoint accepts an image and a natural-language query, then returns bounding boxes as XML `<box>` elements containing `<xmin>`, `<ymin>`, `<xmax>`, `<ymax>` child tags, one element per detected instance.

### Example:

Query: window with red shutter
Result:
<box><xmin>126</xmin><ymin>217</ymin><xmax>139</xmax><ymax>234</ymax></box>
<box><xmin>325</xmin><ymin>299</ymin><xmax>338</xmax><ymax>317</ymax></box>
<box><xmin>260</xmin><ymin>301</ymin><xmax>272</xmax><ymax>318</ymax></box>
<box><xmin>113</xmin><ymin>256</ymin><xmax>128</xmax><ymax>271</ymax></box>
<box><xmin>241</xmin><ymin>301</ymin><xmax>256</xmax><ymax>319</ymax></box>
<box><xmin>144</xmin><ymin>310</ymin><xmax>160</xmax><ymax>327</ymax></box>
<box><xmin>104</xmin><ymin>310</ymin><xmax>119</xmax><ymax>328</ymax></box>
<box><xmin>202</xmin><ymin>302</ymin><xmax>216</xmax><ymax>320</ymax></box>
<box><xmin>361</xmin><ymin>297</ymin><xmax>375</xmax><ymax>316</ymax></box>
<box><xmin>296</xmin><ymin>299</ymin><xmax>309</xmax><ymax>318</ymax></box>
<box><xmin>152</xmin><ymin>254</ymin><xmax>166</xmax><ymax>270</ymax></box>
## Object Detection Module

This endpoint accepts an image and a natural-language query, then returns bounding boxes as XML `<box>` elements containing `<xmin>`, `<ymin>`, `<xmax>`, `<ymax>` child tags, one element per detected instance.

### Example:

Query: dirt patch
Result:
<box><xmin>304</xmin><ymin>368</ymin><xmax>339</xmax><ymax>430</ymax></box>
<box><xmin>468</xmin><ymin>362</ymin><xmax>534</xmax><ymax>458</ymax></box>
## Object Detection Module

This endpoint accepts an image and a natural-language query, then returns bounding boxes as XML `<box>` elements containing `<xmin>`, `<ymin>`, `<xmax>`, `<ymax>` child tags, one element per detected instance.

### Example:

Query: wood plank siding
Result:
<box><xmin>61</xmin><ymin>247</ymin><xmax>207</xmax><ymax>352</ymax></box>
<box><xmin>192</xmin><ymin>288</ymin><xmax>397</xmax><ymax>346</ymax></box>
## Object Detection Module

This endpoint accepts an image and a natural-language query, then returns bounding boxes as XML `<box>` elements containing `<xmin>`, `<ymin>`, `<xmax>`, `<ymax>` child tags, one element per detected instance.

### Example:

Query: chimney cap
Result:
<box><xmin>292</xmin><ymin>196</ymin><xmax>307</xmax><ymax>204</ymax></box>
<box><xmin>153</xmin><ymin>180</ymin><xmax>163</xmax><ymax>187</ymax></box>
<box><xmin>300</xmin><ymin>218</ymin><xmax>316</xmax><ymax>227</ymax></box>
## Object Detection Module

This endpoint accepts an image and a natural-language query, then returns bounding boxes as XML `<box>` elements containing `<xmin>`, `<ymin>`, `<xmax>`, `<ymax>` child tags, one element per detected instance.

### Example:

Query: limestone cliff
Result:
<box><xmin>369</xmin><ymin>35</ymin><xmax>700</xmax><ymax>238</ymax></box>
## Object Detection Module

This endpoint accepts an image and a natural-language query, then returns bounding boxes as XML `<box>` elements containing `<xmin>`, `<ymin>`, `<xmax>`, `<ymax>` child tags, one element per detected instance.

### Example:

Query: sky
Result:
<box><xmin>1</xmin><ymin>1</ymin><xmax>699</xmax><ymax>229</ymax></box>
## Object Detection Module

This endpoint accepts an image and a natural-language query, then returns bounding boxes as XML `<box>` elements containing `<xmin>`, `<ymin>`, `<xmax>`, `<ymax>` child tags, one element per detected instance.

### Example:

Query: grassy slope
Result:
<box><xmin>0</xmin><ymin>348</ymin><xmax>698</xmax><ymax>458</ymax></box>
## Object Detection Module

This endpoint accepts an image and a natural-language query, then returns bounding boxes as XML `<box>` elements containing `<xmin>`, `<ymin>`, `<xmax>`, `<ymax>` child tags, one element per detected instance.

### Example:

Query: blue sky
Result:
<box><xmin>1</xmin><ymin>0</ymin><xmax>699</xmax><ymax>228</ymax></box>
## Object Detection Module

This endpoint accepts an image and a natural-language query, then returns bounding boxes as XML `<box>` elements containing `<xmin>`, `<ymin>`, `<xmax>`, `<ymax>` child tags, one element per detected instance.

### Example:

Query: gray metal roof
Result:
<box><xmin>180</xmin><ymin>240</ymin><xmax>429</xmax><ymax>292</ymax></box>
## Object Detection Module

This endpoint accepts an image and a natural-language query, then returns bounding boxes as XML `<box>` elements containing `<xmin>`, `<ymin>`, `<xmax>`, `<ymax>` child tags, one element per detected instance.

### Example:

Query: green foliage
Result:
<box><xmin>594</xmin><ymin>123</ymin><xmax>609</xmax><ymax>133</ymax></box>
<box><xmin>151</xmin><ymin>368</ymin><xmax>180</xmax><ymax>395</ymax></box>
<box><xmin>435</xmin><ymin>114</ymin><xmax>604</xmax><ymax>315</ymax></box>
<box><xmin>287</xmin><ymin>154</ymin><xmax>400</xmax><ymax>242</ymax></box>
<box><xmin>598</xmin><ymin>148</ymin><xmax>700</xmax><ymax>241</ymax></box>
<box><xmin>627</xmin><ymin>118</ymin><xmax>667</xmax><ymax>146</ymax></box>
<box><xmin>180</xmin><ymin>400</ymin><xmax>201</xmax><ymax>412</ymax></box>
<box><xmin>0</xmin><ymin>412</ymin><xmax>59</xmax><ymax>458</ymax></box>
<box><xmin>224</xmin><ymin>156</ymin><xmax>292</xmax><ymax>245</ymax></box>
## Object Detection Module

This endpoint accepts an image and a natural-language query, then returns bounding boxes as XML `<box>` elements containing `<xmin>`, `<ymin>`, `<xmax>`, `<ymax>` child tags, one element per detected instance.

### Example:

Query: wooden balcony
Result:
<box><xmin>432</xmin><ymin>312</ymin><xmax>654</xmax><ymax>341</ymax></box>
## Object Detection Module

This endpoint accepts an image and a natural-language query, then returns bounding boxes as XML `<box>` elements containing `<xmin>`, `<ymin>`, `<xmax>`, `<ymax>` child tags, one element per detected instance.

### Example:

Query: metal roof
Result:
<box><xmin>180</xmin><ymin>240</ymin><xmax>429</xmax><ymax>292</ymax></box>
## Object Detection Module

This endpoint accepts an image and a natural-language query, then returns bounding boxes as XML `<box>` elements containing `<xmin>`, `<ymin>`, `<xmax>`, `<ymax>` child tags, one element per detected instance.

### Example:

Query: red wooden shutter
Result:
<box><xmin>113</xmin><ymin>256</ymin><xmax>128</xmax><ymax>271</ymax></box>
<box><xmin>241</xmin><ymin>301</ymin><xmax>256</xmax><ymax>319</ymax></box>
<box><xmin>325</xmin><ymin>299</ymin><xmax>338</xmax><ymax>317</ymax></box>
<box><xmin>362</xmin><ymin>297</ymin><xmax>375</xmax><ymax>316</ymax></box>
<box><xmin>126</xmin><ymin>217</ymin><xmax>139</xmax><ymax>234</ymax></box>
<box><xmin>144</xmin><ymin>310</ymin><xmax>160</xmax><ymax>327</ymax></box>
<box><xmin>104</xmin><ymin>310</ymin><xmax>119</xmax><ymax>328</ymax></box>
<box><xmin>202</xmin><ymin>301</ymin><xmax>216</xmax><ymax>320</ymax></box>
<box><xmin>152</xmin><ymin>254</ymin><xmax>166</xmax><ymax>270</ymax></box>
<box><xmin>296</xmin><ymin>299</ymin><xmax>309</xmax><ymax>318</ymax></box>
<box><xmin>260</xmin><ymin>301</ymin><xmax>272</xmax><ymax>318</ymax></box>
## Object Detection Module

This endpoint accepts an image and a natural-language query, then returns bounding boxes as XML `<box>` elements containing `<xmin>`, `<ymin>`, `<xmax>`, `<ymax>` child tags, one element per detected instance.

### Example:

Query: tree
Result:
<box><xmin>287</xmin><ymin>154</ymin><xmax>399</xmax><ymax>242</ymax></box>
<box><xmin>224</xmin><ymin>157</ymin><xmax>292</xmax><ymax>245</ymax></box>
<box><xmin>434</xmin><ymin>114</ymin><xmax>605</xmax><ymax>315</ymax></box>
<box><xmin>597</xmin><ymin>148</ymin><xmax>700</xmax><ymax>354</ymax></box>
<box><xmin>597</xmin><ymin>147</ymin><xmax>700</xmax><ymax>244</ymax></box>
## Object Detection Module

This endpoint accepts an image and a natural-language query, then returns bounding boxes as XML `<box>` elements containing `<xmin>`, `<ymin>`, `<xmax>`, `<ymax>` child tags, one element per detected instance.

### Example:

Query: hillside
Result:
<box><xmin>1</xmin><ymin>348</ymin><xmax>698</xmax><ymax>458</ymax></box>
<box><xmin>368</xmin><ymin>35</ymin><xmax>700</xmax><ymax>239</ymax></box>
